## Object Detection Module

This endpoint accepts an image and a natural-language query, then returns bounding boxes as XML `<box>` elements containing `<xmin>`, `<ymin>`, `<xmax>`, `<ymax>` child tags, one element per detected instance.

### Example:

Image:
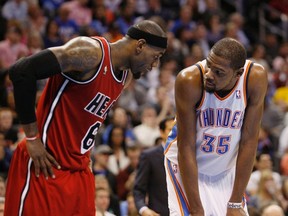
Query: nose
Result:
<box><xmin>205</xmin><ymin>68</ymin><xmax>213</xmax><ymax>80</ymax></box>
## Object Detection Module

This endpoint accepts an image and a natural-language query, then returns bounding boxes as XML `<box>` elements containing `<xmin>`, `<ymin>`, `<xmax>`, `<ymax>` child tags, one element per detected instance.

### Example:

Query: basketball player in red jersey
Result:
<box><xmin>4</xmin><ymin>20</ymin><xmax>167</xmax><ymax>216</ymax></box>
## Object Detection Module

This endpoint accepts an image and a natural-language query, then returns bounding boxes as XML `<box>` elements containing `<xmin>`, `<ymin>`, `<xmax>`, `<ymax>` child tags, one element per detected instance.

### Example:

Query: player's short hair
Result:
<box><xmin>211</xmin><ymin>38</ymin><xmax>247</xmax><ymax>70</ymax></box>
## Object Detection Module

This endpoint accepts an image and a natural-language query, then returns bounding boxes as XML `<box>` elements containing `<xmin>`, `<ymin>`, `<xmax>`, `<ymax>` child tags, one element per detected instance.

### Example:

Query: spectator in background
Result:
<box><xmin>27</xmin><ymin>3</ymin><xmax>47</xmax><ymax>35</ymax></box>
<box><xmin>223</xmin><ymin>22</ymin><xmax>239</xmax><ymax>43</ymax></box>
<box><xmin>133</xmin><ymin>105</ymin><xmax>161</xmax><ymax>148</ymax></box>
<box><xmin>257</xmin><ymin>127</ymin><xmax>274</xmax><ymax>157</ymax></box>
<box><xmin>26</xmin><ymin>31</ymin><xmax>48</xmax><ymax>105</ymax></box>
<box><xmin>262</xmin><ymin>99</ymin><xmax>286</xmax><ymax>153</ymax></box>
<box><xmin>170</xmin><ymin>5</ymin><xmax>196</xmax><ymax>48</ymax></box>
<box><xmin>280</xmin><ymin>148</ymin><xmax>288</xmax><ymax>176</ymax></box>
<box><xmin>272</xmin><ymin>42</ymin><xmax>288</xmax><ymax>88</ymax></box>
<box><xmin>117</xmin><ymin>79</ymin><xmax>147</xmax><ymax>122</ymax></box>
<box><xmin>0</xmin><ymin>23</ymin><xmax>28</xmax><ymax>69</ymax></box>
<box><xmin>281</xmin><ymin>177</ymin><xmax>288</xmax><ymax>202</ymax></box>
<box><xmin>247</xmin><ymin>153</ymin><xmax>282</xmax><ymax>196</ymax></box>
<box><xmin>0</xmin><ymin>70</ymin><xmax>10</xmax><ymax>108</ymax></box>
<box><xmin>40</xmin><ymin>0</ymin><xmax>65</xmax><ymax>18</ymax></box>
<box><xmin>261</xmin><ymin>204</ymin><xmax>285</xmax><ymax>216</ymax></box>
<box><xmin>205</xmin><ymin>13</ymin><xmax>224</xmax><ymax>47</ymax></box>
<box><xmin>272</xmin><ymin>86</ymin><xmax>288</xmax><ymax>114</ymax></box>
<box><xmin>103</xmin><ymin>0</ymin><xmax>121</xmax><ymax>13</ymax></box>
<box><xmin>116</xmin><ymin>145</ymin><xmax>141</xmax><ymax>201</ymax></box>
<box><xmin>279</xmin><ymin>125</ymin><xmax>288</xmax><ymax>160</ymax></box>
<box><xmin>1</xmin><ymin>0</ymin><xmax>28</xmax><ymax>26</ymax></box>
<box><xmin>92</xmin><ymin>145</ymin><xmax>117</xmax><ymax>194</ymax></box>
<box><xmin>126</xmin><ymin>192</ymin><xmax>138</xmax><ymax>216</ymax></box>
<box><xmin>249</xmin><ymin>44</ymin><xmax>271</xmax><ymax>74</ymax></box>
<box><xmin>0</xmin><ymin>196</ymin><xmax>4</xmax><ymax>216</ymax></box>
<box><xmin>107</xmin><ymin>126</ymin><xmax>130</xmax><ymax>176</ymax></box>
<box><xmin>183</xmin><ymin>43</ymin><xmax>205</xmax><ymax>68</ymax></box>
<box><xmin>263</xmin><ymin>32</ymin><xmax>280</xmax><ymax>68</ymax></box>
<box><xmin>95</xmin><ymin>175</ymin><xmax>121</xmax><ymax>216</ymax></box>
<box><xmin>248</xmin><ymin>169</ymin><xmax>287</xmax><ymax>212</ymax></box>
<box><xmin>101</xmin><ymin>107</ymin><xmax>136</xmax><ymax>146</ymax></box>
<box><xmin>102</xmin><ymin>22</ymin><xmax>123</xmax><ymax>43</ymax></box>
<box><xmin>42</xmin><ymin>19</ymin><xmax>63</xmax><ymax>48</ymax></box>
<box><xmin>143</xmin><ymin>0</ymin><xmax>172</xmax><ymax>21</ymax></box>
<box><xmin>0</xmin><ymin>176</ymin><xmax>5</xmax><ymax>197</ymax></box>
<box><xmin>115</xmin><ymin>0</ymin><xmax>137</xmax><ymax>35</ymax></box>
<box><xmin>0</xmin><ymin>107</ymin><xmax>19</xmax><ymax>148</ymax></box>
<box><xmin>193</xmin><ymin>23</ymin><xmax>210</xmax><ymax>57</ymax></box>
<box><xmin>0</xmin><ymin>132</ymin><xmax>13</xmax><ymax>179</ymax></box>
<box><xmin>88</xmin><ymin>3</ymin><xmax>111</xmax><ymax>36</ymax></box>
<box><xmin>95</xmin><ymin>187</ymin><xmax>116</xmax><ymax>216</ymax></box>
<box><xmin>228</xmin><ymin>12</ymin><xmax>251</xmax><ymax>50</ymax></box>
<box><xmin>133</xmin><ymin>116</ymin><xmax>174</xmax><ymax>216</ymax></box>
<box><xmin>54</xmin><ymin>4</ymin><xmax>79</xmax><ymax>43</ymax></box>
<box><xmin>61</xmin><ymin>0</ymin><xmax>92</xmax><ymax>29</ymax></box>
<box><xmin>147</xmin><ymin>66</ymin><xmax>175</xmax><ymax>112</ymax></box>
<box><xmin>27</xmin><ymin>31</ymin><xmax>44</xmax><ymax>56</ymax></box>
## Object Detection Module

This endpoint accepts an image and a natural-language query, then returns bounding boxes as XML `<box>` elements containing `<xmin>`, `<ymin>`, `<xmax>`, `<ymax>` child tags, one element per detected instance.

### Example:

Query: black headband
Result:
<box><xmin>127</xmin><ymin>26</ymin><xmax>167</xmax><ymax>49</ymax></box>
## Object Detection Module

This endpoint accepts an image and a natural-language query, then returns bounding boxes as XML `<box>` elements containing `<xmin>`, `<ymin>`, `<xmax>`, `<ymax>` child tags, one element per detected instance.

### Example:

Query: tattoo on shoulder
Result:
<box><xmin>59</xmin><ymin>39</ymin><xmax>99</xmax><ymax>72</ymax></box>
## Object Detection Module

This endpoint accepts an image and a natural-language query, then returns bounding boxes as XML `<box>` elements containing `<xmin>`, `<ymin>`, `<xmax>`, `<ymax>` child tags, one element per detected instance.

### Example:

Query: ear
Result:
<box><xmin>235</xmin><ymin>67</ymin><xmax>244</xmax><ymax>77</ymax></box>
<box><xmin>136</xmin><ymin>39</ymin><xmax>146</xmax><ymax>54</ymax></box>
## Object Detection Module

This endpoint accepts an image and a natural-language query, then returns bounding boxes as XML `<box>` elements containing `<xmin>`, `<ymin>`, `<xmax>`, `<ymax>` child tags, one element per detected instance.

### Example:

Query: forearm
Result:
<box><xmin>133</xmin><ymin>187</ymin><xmax>147</xmax><ymax>211</ymax></box>
<box><xmin>229</xmin><ymin>140</ymin><xmax>258</xmax><ymax>202</ymax></box>
<box><xmin>22</xmin><ymin>122</ymin><xmax>39</xmax><ymax>138</ymax></box>
<box><xmin>178</xmin><ymin>147</ymin><xmax>202</xmax><ymax>212</ymax></box>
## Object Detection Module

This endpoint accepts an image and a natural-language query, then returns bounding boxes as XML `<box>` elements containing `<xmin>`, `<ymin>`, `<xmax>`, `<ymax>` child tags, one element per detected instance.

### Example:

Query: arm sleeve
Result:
<box><xmin>9</xmin><ymin>49</ymin><xmax>62</xmax><ymax>124</ymax></box>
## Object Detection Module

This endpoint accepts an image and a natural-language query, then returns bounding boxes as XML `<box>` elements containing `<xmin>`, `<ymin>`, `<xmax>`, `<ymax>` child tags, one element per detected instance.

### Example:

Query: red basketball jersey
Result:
<box><xmin>36</xmin><ymin>37</ymin><xmax>128</xmax><ymax>170</ymax></box>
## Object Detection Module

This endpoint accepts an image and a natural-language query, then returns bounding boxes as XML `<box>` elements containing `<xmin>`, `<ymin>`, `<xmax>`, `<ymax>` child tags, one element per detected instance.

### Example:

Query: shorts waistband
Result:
<box><xmin>198</xmin><ymin>168</ymin><xmax>234</xmax><ymax>183</ymax></box>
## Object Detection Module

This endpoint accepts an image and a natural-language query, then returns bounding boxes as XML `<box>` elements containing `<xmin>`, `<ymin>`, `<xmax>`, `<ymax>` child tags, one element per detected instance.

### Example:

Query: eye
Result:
<box><xmin>215</xmin><ymin>70</ymin><xmax>225</xmax><ymax>77</ymax></box>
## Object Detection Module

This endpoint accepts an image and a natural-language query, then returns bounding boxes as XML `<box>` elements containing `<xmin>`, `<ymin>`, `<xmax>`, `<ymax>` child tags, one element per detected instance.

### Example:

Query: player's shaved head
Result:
<box><xmin>133</xmin><ymin>20</ymin><xmax>167</xmax><ymax>38</ymax></box>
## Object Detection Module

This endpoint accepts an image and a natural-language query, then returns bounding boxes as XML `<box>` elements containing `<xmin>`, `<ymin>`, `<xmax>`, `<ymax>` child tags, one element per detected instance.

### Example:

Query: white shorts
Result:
<box><xmin>164</xmin><ymin>158</ymin><xmax>249</xmax><ymax>216</ymax></box>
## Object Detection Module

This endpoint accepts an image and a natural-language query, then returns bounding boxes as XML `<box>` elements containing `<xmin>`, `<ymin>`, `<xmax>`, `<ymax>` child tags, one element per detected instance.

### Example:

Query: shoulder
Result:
<box><xmin>175</xmin><ymin>64</ymin><xmax>203</xmax><ymax>102</ymax></box>
<box><xmin>64</xmin><ymin>36</ymin><xmax>102</xmax><ymax>51</ymax></box>
<box><xmin>247</xmin><ymin>62</ymin><xmax>268</xmax><ymax>98</ymax></box>
<box><xmin>177</xmin><ymin>64</ymin><xmax>202</xmax><ymax>81</ymax></box>
<box><xmin>142</xmin><ymin>145</ymin><xmax>161</xmax><ymax>155</ymax></box>
<box><xmin>176</xmin><ymin>64</ymin><xmax>202</xmax><ymax>89</ymax></box>
<box><xmin>250</xmin><ymin>62</ymin><xmax>266</xmax><ymax>77</ymax></box>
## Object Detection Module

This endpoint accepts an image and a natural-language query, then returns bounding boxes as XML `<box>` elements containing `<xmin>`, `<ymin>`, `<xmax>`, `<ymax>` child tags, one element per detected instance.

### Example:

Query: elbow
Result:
<box><xmin>8</xmin><ymin>58</ymin><xmax>26</xmax><ymax>84</ymax></box>
<box><xmin>8</xmin><ymin>57</ymin><xmax>37</xmax><ymax>85</ymax></box>
<box><xmin>8</xmin><ymin>63</ymin><xmax>18</xmax><ymax>83</ymax></box>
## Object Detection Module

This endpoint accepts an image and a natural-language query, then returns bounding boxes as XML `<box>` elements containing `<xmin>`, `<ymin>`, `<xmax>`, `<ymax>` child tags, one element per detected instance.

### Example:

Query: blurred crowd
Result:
<box><xmin>1</xmin><ymin>0</ymin><xmax>288</xmax><ymax>215</ymax></box>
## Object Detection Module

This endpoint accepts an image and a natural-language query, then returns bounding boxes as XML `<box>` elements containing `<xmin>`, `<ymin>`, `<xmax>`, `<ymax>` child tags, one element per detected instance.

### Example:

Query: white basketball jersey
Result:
<box><xmin>165</xmin><ymin>60</ymin><xmax>254</xmax><ymax>177</ymax></box>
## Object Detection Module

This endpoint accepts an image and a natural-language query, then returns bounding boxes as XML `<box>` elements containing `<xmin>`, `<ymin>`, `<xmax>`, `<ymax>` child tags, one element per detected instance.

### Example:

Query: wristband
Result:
<box><xmin>139</xmin><ymin>206</ymin><xmax>148</xmax><ymax>215</ymax></box>
<box><xmin>227</xmin><ymin>202</ymin><xmax>242</xmax><ymax>209</ymax></box>
<box><xmin>26</xmin><ymin>135</ymin><xmax>38</xmax><ymax>141</ymax></box>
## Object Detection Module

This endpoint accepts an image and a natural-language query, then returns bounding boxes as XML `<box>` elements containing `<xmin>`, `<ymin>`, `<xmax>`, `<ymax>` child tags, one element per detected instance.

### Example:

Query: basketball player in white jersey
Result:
<box><xmin>164</xmin><ymin>38</ymin><xmax>268</xmax><ymax>216</ymax></box>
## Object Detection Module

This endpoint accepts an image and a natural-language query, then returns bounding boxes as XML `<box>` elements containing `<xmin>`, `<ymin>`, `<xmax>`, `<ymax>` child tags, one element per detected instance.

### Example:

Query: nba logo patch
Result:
<box><xmin>235</xmin><ymin>90</ymin><xmax>241</xmax><ymax>99</ymax></box>
<box><xmin>172</xmin><ymin>163</ymin><xmax>178</xmax><ymax>174</ymax></box>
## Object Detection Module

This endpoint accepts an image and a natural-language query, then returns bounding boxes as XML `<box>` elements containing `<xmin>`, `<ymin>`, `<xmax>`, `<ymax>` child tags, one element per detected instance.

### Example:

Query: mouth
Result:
<box><xmin>205</xmin><ymin>79</ymin><xmax>214</xmax><ymax>87</ymax></box>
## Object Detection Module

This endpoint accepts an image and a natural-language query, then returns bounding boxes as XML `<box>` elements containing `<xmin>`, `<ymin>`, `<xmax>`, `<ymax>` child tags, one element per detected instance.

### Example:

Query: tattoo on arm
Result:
<box><xmin>51</xmin><ymin>37</ymin><xmax>99</xmax><ymax>73</ymax></box>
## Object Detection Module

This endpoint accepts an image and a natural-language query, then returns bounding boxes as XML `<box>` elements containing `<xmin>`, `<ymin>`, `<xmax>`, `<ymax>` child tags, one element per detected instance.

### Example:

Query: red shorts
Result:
<box><xmin>4</xmin><ymin>140</ymin><xmax>95</xmax><ymax>216</ymax></box>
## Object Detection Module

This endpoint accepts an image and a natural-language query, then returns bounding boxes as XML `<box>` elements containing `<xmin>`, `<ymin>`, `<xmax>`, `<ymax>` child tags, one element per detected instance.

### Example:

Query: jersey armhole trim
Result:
<box><xmin>244</xmin><ymin>61</ymin><xmax>254</xmax><ymax>107</ymax></box>
<box><xmin>195</xmin><ymin>63</ymin><xmax>205</xmax><ymax>109</ymax></box>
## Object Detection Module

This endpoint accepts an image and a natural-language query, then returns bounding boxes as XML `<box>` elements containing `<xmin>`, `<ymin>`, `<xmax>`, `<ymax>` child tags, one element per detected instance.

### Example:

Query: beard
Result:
<box><xmin>205</xmin><ymin>86</ymin><xmax>215</xmax><ymax>93</ymax></box>
<box><xmin>204</xmin><ymin>80</ymin><xmax>215</xmax><ymax>92</ymax></box>
<box><xmin>132</xmin><ymin>71</ymin><xmax>141</xmax><ymax>79</ymax></box>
